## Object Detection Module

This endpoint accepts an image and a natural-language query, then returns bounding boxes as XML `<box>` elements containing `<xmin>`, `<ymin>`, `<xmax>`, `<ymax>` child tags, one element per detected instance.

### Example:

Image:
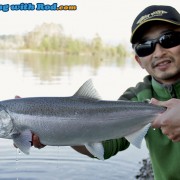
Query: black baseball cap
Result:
<box><xmin>130</xmin><ymin>5</ymin><xmax>180</xmax><ymax>44</ymax></box>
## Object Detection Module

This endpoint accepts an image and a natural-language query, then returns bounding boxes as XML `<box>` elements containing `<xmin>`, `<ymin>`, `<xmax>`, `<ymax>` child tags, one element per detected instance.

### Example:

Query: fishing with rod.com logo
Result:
<box><xmin>0</xmin><ymin>2</ymin><xmax>77</xmax><ymax>12</ymax></box>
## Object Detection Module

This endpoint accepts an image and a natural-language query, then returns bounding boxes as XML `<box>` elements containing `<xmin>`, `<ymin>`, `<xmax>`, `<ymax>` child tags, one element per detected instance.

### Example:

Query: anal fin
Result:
<box><xmin>125</xmin><ymin>123</ymin><xmax>151</xmax><ymax>148</ymax></box>
<box><xmin>85</xmin><ymin>142</ymin><xmax>104</xmax><ymax>160</ymax></box>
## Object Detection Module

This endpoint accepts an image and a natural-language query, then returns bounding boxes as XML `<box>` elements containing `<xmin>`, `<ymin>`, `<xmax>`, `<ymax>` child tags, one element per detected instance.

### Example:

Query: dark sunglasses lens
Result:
<box><xmin>135</xmin><ymin>41</ymin><xmax>154</xmax><ymax>57</ymax></box>
<box><xmin>160</xmin><ymin>32</ymin><xmax>180</xmax><ymax>48</ymax></box>
<box><xmin>135</xmin><ymin>32</ymin><xmax>180</xmax><ymax>57</ymax></box>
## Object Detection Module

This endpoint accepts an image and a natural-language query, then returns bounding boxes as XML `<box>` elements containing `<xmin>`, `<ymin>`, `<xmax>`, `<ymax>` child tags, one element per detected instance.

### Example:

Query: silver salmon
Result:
<box><xmin>0</xmin><ymin>79</ymin><xmax>165</xmax><ymax>159</ymax></box>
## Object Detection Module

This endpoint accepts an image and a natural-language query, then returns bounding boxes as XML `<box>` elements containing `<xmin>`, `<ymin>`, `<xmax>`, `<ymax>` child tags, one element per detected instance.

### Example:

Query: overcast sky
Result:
<box><xmin>0</xmin><ymin>0</ymin><xmax>179</xmax><ymax>45</ymax></box>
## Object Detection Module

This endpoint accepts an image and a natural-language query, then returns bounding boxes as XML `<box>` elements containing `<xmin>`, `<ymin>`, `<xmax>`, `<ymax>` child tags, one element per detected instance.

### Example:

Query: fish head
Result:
<box><xmin>0</xmin><ymin>104</ymin><xmax>13</xmax><ymax>138</ymax></box>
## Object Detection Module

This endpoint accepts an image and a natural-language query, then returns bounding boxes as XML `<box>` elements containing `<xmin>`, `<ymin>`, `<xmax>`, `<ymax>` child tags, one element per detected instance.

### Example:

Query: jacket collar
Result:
<box><xmin>152</xmin><ymin>77</ymin><xmax>180</xmax><ymax>99</ymax></box>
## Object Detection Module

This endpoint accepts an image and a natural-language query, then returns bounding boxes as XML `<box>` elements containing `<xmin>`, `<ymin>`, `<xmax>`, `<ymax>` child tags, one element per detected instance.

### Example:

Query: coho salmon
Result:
<box><xmin>0</xmin><ymin>79</ymin><xmax>165</xmax><ymax>159</ymax></box>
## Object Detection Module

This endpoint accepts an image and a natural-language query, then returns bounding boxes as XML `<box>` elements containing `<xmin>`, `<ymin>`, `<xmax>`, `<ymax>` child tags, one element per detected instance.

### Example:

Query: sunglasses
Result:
<box><xmin>134</xmin><ymin>31</ymin><xmax>180</xmax><ymax>57</ymax></box>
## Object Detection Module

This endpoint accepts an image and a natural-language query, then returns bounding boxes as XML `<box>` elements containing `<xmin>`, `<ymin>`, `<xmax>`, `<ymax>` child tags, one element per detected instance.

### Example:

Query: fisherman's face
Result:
<box><xmin>135</xmin><ymin>23</ymin><xmax>180</xmax><ymax>84</ymax></box>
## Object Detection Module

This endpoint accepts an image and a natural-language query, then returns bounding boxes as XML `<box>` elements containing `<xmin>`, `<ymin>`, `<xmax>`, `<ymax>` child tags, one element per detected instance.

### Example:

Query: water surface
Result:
<box><xmin>0</xmin><ymin>51</ymin><xmax>149</xmax><ymax>180</ymax></box>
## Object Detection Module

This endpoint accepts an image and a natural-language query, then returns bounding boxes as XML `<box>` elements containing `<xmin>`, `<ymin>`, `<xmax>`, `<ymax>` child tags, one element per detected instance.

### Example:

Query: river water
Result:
<box><xmin>0</xmin><ymin>51</ymin><xmax>149</xmax><ymax>180</ymax></box>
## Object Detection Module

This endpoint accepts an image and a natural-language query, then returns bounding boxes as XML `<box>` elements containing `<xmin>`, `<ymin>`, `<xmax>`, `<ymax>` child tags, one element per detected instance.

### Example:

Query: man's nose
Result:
<box><xmin>152</xmin><ymin>43</ymin><xmax>166</xmax><ymax>58</ymax></box>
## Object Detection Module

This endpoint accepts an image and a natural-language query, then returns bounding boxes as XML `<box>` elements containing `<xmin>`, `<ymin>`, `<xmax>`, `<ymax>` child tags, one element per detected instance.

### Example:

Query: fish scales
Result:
<box><xmin>0</xmin><ymin>97</ymin><xmax>165</xmax><ymax>143</ymax></box>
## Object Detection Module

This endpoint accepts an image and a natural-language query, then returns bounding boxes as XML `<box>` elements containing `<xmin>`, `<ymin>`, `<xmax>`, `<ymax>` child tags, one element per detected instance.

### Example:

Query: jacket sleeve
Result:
<box><xmin>103</xmin><ymin>138</ymin><xmax>130</xmax><ymax>159</ymax></box>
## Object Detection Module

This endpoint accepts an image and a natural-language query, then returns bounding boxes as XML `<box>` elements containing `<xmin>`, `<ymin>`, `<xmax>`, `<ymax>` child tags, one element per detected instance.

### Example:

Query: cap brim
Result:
<box><xmin>130</xmin><ymin>19</ymin><xmax>180</xmax><ymax>43</ymax></box>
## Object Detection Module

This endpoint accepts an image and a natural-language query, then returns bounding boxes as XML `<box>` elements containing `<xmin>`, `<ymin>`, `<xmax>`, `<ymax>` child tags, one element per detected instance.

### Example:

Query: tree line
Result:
<box><xmin>0</xmin><ymin>23</ymin><xmax>129</xmax><ymax>57</ymax></box>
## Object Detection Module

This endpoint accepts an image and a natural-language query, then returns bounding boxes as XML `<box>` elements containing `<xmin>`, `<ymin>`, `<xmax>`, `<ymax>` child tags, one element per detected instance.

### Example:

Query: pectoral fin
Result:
<box><xmin>125</xmin><ymin>123</ymin><xmax>151</xmax><ymax>148</ymax></box>
<box><xmin>85</xmin><ymin>142</ymin><xmax>104</xmax><ymax>160</ymax></box>
<box><xmin>12</xmin><ymin>129</ymin><xmax>32</xmax><ymax>154</ymax></box>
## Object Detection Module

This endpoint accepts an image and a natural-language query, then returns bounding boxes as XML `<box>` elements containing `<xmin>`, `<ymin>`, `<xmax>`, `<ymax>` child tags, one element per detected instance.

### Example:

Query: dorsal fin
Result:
<box><xmin>73</xmin><ymin>79</ymin><xmax>101</xmax><ymax>100</ymax></box>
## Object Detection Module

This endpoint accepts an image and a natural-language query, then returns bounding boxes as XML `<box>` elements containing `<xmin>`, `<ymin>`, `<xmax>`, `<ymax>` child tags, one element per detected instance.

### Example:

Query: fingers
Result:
<box><xmin>15</xmin><ymin>95</ymin><xmax>21</xmax><ymax>99</ymax></box>
<box><xmin>150</xmin><ymin>98</ymin><xmax>159</xmax><ymax>104</ymax></box>
<box><xmin>171</xmin><ymin>137</ymin><xmax>180</xmax><ymax>142</ymax></box>
<box><xmin>161</xmin><ymin>128</ymin><xmax>180</xmax><ymax>142</ymax></box>
<box><xmin>151</xmin><ymin>98</ymin><xmax>169</xmax><ymax>128</ymax></box>
<box><xmin>152</xmin><ymin>116</ymin><xmax>162</xmax><ymax>128</ymax></box>
<box><xmin>154</xmin><ymin>122</ymin><xmax>180</xmax><ymax>142</ymax></box>
<box><xmin>151</xmin><ymin>98</ymin><xmax>178</xmax><ymax>107</ymax></box>
<box><xmin>32</xmin><ymin>134</ymin><xmax>46</xmax><ymax>149</ymax></box>
<box><xmin>150</xmin><ymin>98</ymin><xmax>168</xmax><ymax>107</ymax></box>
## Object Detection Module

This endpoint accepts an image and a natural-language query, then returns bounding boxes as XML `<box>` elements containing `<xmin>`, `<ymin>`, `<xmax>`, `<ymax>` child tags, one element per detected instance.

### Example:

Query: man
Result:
<box><xmin>32</xmin><ymin>5</ymin><xmax>180</xmax><ymax>180</ymax></box>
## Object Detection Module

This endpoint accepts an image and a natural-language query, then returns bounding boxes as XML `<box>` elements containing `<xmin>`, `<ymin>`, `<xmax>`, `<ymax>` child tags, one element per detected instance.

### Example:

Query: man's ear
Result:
<box><xmin>135</xmin><ymin>55</ymin><xmax>145</xmax><ymax>69</ymax></box>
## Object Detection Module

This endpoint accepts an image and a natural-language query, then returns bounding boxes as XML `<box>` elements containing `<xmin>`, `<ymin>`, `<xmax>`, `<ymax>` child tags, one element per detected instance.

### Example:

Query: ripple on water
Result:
<box><xmin>0</xmin><ymin>139</ymin><xmax>147</xmax><ymax>180</ymax></box>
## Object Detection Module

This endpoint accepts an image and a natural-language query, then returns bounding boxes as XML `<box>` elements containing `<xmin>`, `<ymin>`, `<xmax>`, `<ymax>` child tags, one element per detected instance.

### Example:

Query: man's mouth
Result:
<box><xmin>156</xmin><ymin>60</ymin><xmax>171</xmax><ymax>67</ymax></box>
<box><xmin>152</xmin><ymin>60</ymin><xmax>172</xmax><ymax>69</ymax></box>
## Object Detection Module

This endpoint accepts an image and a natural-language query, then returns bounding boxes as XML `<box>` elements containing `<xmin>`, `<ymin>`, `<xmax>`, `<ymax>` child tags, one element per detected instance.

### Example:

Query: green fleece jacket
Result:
<box><xmin>102</xmin><ymin>75</ymin><xmax>180</xmax><ymax>180</ymax></box>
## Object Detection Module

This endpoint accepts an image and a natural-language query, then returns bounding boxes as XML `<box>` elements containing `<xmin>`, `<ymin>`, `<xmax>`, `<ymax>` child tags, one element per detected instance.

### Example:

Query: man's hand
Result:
<box><xmin>32</xmin><ymin>134</ymin><xmax>46</xmax><ymax>149</ymax></box>
<box><xmin>151</xmin><ymin>98</ymin><xmax>180</xmax><ymax>142</ymax></box>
